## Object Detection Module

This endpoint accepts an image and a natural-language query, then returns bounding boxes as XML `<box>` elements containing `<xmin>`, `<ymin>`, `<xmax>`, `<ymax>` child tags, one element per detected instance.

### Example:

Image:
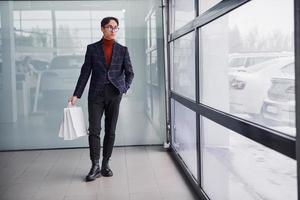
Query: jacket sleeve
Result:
<box><xmin>123</xmin><ymin>46</ymin><xmax>134</xmax><ymax>91</ymax></box>
<box><xmin>73</xmin><ymin>45</ymin><xmax>92</xmax><ymax>98</ymax></box>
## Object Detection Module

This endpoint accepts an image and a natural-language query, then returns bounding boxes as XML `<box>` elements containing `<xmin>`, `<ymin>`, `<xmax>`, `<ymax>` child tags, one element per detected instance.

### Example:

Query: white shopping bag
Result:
<box><xmin>59</xmin><ymin>103</ymin><xmax>88</xmax><ymax>140</ymax></box>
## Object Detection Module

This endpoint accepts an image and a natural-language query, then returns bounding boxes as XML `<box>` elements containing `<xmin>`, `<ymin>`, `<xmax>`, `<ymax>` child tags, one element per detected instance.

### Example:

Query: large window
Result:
<box><xmin>170</xmin><ymin>32</ymin><xmax>195</xmax><ymax>100</ymax></box>
<box><xmin>171</xmin><ymin>100</ymin><xmax>197</xmax><ymax>180</ymax></box>
<box><xmin>0</xmin><ymin>0</ymin><xmax>166</xmax><ymax>150</ymax></box>
<box><xmin>55</xmin><ymin>10</ymin><xmax>125</xmax><ymax>54</ymax></box>
<box><xmin>144</xmin><ymin>6</ymin><xmax>164</xmax><ymax>133</ymax></box>
<box><xmin>201</xmin><ymin>117</ymin><xmax>297</xmax><ymax>200</ymax></box>
<box><xmin>169</xmin><ymin>0</ymin><xmax>195</xmax><ymax>33</ymax></box>
<box><xmin>14</xmin><ymin>10</ymin><xmax>53</xmax><ymax>48</ymax></box>
<box><xmin>200</xmin><ymin>0</ymin><xmax>295</xmax><ymax>137</ymax></box>
<box><xmin>167</xmin><ymin>0</ymin><xmax>298</xmax><ymax>199</ymax></box>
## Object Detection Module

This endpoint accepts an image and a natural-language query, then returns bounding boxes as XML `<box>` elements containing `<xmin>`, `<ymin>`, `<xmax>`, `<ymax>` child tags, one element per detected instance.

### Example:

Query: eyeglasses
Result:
<box><xmin>104</xmin><ymin>26</ymin><xmax>119</xmax><ymax>33</ymax></box>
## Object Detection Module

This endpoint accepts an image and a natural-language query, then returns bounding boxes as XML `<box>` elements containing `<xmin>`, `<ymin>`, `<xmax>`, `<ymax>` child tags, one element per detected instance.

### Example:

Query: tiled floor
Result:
<box><xmin>0</xmin><ymin>146</ymin><xmax>198</xmax><ymax>200</ymax></box>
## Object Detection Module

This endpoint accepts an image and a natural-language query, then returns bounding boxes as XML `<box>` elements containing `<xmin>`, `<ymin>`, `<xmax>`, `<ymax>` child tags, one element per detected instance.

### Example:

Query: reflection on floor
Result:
<box><xmin>0</xmin><ymin>146</ymin><xmax>198</xmax><ymax>200</ymax></box>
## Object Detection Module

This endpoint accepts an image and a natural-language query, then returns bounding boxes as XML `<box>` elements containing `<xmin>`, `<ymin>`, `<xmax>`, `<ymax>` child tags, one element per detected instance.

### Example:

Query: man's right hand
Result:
<box><xmin>68</xmin><ymin>96</ymin><xmax>78</xmax><ymax>106</ymax></box>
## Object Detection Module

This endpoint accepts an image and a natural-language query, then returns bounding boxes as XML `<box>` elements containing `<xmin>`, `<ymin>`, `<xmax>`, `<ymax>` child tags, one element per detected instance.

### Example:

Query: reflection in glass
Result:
<box><xmin>171</xmin><ymin>100</ymin><xmax>197</xmax><ymax>180</ymax></box>
<box><xmin>200</xmin><ymin>0</ymin><xmax>295</xmax><ymax>136</ymax></box>
<box><xmin>55</xmin><ymin>10</ymin><xmax>125</xmax><ymax>55</ymax></box>
<box><xmin>145</xmin><ymin>7</ymin><xmax>164</xmax><ymax>135</ymax></box>
<box><xmin>20</xmin><ymin>10</ymin><xmax>52</xmax><ymax>20</ymax></box>
<box><xmin>146</xmin><ymin>85</ymin><xmax>152</xmax><ymax>119</ymax></box>
<box><xmin>14</xmin><ymin>11</ymin><xmax>52</xmax><ymax>48</ymax></box>
<box><xmin>0</xmin><ymin>0</ymin><xmax>165</xmax><ymax>150</ymax></box>
<box><xmin>146</xmin><ymin>53</ymin><xmax>151</xmax><ymax>83</ymax></box>
<box><xmin>151</xmin><ymin>50</ymin><xmax>158</xmax><ymax>85</ymax></box>
<box><xmin>152</xmin><ymin>87</ymin><xmax>160</xmax><ymax>129</ymax></box>
<box><xmin>201</xmin><ymin>117</ymin><xmax>297</xmax><ymax>200</ymax></box>
<box><xmin>151</xmin><ymin>12</ymin><xmax>156</xmax><ymax>47</ymax></box>
<box><xmin>147</xmin><ymin>19</ymin><xmax>151</xmax><ymax>48</ymax></box>
<box><xmin>55</xmin><ymin>11</ymin><xmax>90</xmax><ymax>19</ymax></box>
<box><xmin>199</xmin><ymin>0</ymin><xmax>222</xmax><ymax>14</ymax></box>
<box><xmin>169</xmin><ymin>0</ymin><xmax>195</xmax><ymax>32</ymax></box>
<box><xmin>171</xmin><ymin>32</ymin><xmax>195</xmax><ymax>100</ymax></box>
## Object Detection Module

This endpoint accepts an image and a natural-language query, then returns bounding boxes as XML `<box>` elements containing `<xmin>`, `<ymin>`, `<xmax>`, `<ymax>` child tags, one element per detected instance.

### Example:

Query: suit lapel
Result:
<box><xmin>110</xmin><ymin>42</ymin><xmax>117</xmax><ymax>66</ymax></box>
<box><xmin>95</xmin><ymin>39</ymin><xmax>106</xmax><ymax>67</ymax></box>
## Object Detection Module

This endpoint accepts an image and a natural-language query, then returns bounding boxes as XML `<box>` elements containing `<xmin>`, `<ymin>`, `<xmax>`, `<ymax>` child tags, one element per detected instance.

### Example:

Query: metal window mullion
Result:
<box><xmin>169</xmin><ymin>0</ymin><xmax>251</xmax><ymax>42</ymax></box>
<box><xmin>163</xmin><ymin>0</ymin><xmax>172</xmax><ymax>145</ymax></box>
<box><xmin>195</xmin><ymin>18</ymin><xmax>201</xmax><ymax>187</ymax></box>
<box><xmin>294</xmin><ymin>0</ymin><xmax>300</xmax><ymax>198</ymax></box>
<box><xmin>171</xmin><ymin>91</ymin><xmax>296</xmax><ymax>159</ymax></box>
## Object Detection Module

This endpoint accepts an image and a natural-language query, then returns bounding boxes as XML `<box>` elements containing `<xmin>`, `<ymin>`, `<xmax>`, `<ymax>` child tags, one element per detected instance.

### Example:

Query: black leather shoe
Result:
<box><xmin>85</xmin><ymin>162</ymin><xmax>101</xmax><ymax>182</ymax></box>
<box><xmin>101</xmin><ymin>162</ymin><xmax>113</xmax><ymax>177</ymax></box>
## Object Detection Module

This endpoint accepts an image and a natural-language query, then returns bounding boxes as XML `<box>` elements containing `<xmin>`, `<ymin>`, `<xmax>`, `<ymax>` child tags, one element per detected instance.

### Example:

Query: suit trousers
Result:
<box><xmin>87</xmin><ymin>83</ymin><xmax>122</xmax><ymax>163</ymax></box>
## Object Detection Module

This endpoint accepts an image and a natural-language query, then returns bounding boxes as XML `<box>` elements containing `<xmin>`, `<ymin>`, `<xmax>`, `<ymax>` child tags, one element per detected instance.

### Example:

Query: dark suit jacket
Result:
<box><xmin>73</xmin><ymin>39</ymin><xmax>134</xmax><ymax>100</ymax></box>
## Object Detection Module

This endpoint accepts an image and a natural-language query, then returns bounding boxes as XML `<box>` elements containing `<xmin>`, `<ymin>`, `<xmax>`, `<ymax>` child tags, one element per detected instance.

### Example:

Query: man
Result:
<box><xmin>68</xmin><ymin>16</ymin><xmax>134</xmax><ymax>182</ymax></box>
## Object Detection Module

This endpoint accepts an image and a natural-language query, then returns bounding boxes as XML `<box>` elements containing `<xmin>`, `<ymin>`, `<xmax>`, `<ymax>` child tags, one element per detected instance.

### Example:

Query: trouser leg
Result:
<box><xmin>102</xmin><ymin>84</ymin><xmax>122</xmax><ymax>163</ymax></box>
<box><xmin>88</xmin><ymin>95</ymin><xmax>105</xmax><ymax>162</ymax></box>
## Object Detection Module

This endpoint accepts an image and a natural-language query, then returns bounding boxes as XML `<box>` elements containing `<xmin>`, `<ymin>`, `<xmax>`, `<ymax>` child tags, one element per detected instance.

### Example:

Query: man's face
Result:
<box><xmin>101</xmin><ymin>20</ymin><xmax>118</xmax><ymax>40</ymax></box>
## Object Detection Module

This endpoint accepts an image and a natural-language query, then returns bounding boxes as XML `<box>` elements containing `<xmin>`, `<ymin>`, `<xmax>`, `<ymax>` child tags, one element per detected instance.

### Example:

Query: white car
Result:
<box><xmin>228</xmin><ymin>52</ymin><xmax>293</xmax><ymax>73</ymax></box>
<box><xmin>261</xmin><ymin>62</ymin><xmax>295</xmax><ymax>127</ymax></box>
<box><xmin>41</xmin><ymin>55</ymin><xmax>84</xmax><ymax>92</ymax></box>
<box><xmin>229</xmin><ymin>57</ymin><xmax>294</xmax><ymax>116</ymax></box>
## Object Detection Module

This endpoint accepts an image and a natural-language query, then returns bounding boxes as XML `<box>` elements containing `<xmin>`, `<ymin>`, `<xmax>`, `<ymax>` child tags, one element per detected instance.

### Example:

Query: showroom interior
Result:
<box><xmin>0</xmin><ymin>0</ymin><xmax>299</xmax><ymax>200</ymax></box>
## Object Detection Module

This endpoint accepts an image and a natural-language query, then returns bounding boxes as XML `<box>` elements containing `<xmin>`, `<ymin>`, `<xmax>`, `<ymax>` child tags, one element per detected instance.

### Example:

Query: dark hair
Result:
<box><xmin>101</xmin><ymin>17</ymin><xmax>119</xmax><ymax>27</ymax></box>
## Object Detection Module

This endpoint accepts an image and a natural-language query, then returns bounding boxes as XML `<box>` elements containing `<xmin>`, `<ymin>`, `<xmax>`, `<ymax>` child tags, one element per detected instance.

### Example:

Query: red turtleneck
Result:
<box><xmin>102</xmin><ymin>37</ymin><xmax>115</xmax><ymax>65</ymax></box>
